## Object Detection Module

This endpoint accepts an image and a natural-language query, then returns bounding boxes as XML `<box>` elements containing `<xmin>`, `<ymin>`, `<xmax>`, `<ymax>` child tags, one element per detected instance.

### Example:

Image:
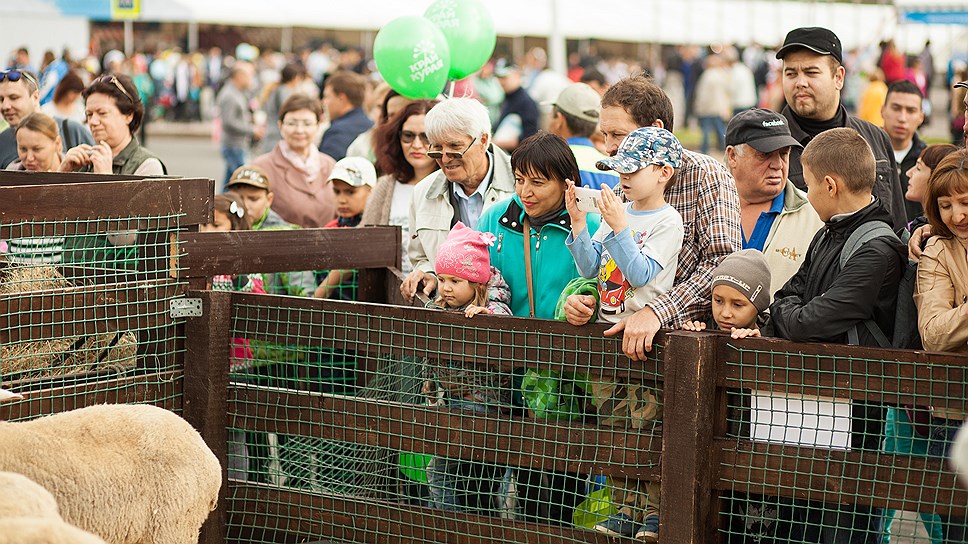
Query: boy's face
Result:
<box><xmin>711</xmin><ymin>284</ymin><xmax>759</xmax><ymax>332</ymax></box>
<box><xmin>803</xmin><ymin>164</ymin><xmax>835</xmax><ymax>222</ymax></box>
<box><xmin>331</xmin><ymin>180</ymin><xmax>371</xmax><ymax>218</ymax></box>
<box><xmin>230</xmin><ymin>185</ymin><xmax>273</xmax><ymax>224</ymax></box>
<box><xmin>620</xmin><ymin>164</ymin><xmax>670</xmax><ymax>204</ymax></box>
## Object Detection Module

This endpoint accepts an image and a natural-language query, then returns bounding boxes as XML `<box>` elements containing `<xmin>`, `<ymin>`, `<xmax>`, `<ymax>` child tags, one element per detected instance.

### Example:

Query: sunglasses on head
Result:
<box><xmin>95</xmin><ymin>74</ymin><xmax>134</xmax><ymax>103</ymax></box>
<box><xmin>0</xmin><ymin>70</ymin><xmax>38</xmax><ymax>87</ymax></box>
<box><xmin>427</xmin><ymin>137</ymin><xmax>477</xmax><ymax>161</ymax></box>
<box><xmin>400</xmin><ymin>130</ymin><xmax>430</xmax><ymax>145</ymax></box>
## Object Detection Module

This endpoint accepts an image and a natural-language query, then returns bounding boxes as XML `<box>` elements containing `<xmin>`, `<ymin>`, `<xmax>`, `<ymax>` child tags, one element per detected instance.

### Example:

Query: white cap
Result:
<box><xmin>327</xmin><ymin>156</ymin><xmax>377</xmax><ymax>188</ymax></box>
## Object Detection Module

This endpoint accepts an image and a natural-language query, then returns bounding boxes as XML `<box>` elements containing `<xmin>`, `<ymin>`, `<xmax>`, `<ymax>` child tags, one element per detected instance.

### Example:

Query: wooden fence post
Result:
<box><xmin>660</xmin><ymin>331</ymin><xmax>720</xmax><ymax>543</ymax></box>
<box><xmin>183</xmin><ymin>290</ymin><xmax>230</xmax><ymax>544</ymax></box>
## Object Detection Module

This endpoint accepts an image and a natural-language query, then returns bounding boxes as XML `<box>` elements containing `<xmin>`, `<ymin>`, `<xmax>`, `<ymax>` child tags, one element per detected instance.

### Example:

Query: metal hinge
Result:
<box><xmin>170</xmin><ymin>297</ymin><xmax>203</xmax><ymax>318</ymax></box>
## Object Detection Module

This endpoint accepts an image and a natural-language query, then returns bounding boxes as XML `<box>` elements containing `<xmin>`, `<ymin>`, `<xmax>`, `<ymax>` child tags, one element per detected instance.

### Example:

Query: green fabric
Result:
<box><xmin>573</xmin><ymin>484</ymin><xmax>616</xmax><ymax>528</ymax></box>
<box><xmin>554</xmin><ymin>277</ymin><xmax>599</xmax><ymax>322</ymax></box>
<box><xmin>62</xmin><ymin>234</ymin><xmax>139</xmax><ymax>271</ymax></box>
<box><xmin>520</xmin><ymin>368</ymin><xmax>585</xmax><ymax>422</ymax></box>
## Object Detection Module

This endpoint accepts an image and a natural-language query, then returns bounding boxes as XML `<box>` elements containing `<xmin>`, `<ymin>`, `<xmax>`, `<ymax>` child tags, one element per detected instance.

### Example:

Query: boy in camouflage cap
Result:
<box><xmin>564</xmin><ymin>126</ymin><xmax>685</xmax><ymax>541</ymax></box>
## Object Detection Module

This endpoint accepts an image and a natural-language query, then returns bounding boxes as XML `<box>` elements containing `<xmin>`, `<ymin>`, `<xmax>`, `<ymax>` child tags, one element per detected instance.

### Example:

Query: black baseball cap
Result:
<box><xmin>776</xmin><ymin>27</ymin><xmax>843</xmax><ymax>64</ymax></box>
<box><xmin>725</xmin><ymin>108</ymin><xmax>802</xmax><ymax>153</ymax></box>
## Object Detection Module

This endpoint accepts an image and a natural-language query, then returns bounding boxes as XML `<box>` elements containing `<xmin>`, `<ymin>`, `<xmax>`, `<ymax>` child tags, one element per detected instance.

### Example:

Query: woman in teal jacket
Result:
<box><xmin>477</xmin><ymin>132</ymin><xmax>600</xmax><ymax>319</ymax></box>
<box><xmin>476</xmin><ymin>131</ymin><xmax>600</xmax><ymax>526</ymax></box>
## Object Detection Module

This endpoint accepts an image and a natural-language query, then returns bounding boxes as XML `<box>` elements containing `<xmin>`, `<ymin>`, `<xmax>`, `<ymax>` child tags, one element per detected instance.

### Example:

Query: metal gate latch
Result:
<box><xmin>169</xmin><ymin>298</ymin><xmax>203</xmax><ymax>318</ymax></box>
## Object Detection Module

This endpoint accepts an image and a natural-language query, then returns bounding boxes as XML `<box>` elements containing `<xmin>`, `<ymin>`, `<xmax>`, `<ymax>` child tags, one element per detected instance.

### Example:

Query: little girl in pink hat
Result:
<box><xmin>428</xmin><ymin>222</ymin><xmax>511</xmax><ymax>317</ymax></box>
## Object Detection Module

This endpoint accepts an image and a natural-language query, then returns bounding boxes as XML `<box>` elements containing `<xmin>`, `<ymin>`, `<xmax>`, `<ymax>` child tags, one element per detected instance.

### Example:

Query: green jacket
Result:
<box><xmin>477</xmin><ymin>195</ymin><xmax>600</xmax><ymax>319</ymax></box>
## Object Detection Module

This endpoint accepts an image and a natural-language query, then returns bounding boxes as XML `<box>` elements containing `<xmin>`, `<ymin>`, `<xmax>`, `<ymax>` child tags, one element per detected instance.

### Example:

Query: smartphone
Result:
<box><xmin>574</xmin><ymin>186</ymin><xmax>602</xmax><ymax>213</ymax></box>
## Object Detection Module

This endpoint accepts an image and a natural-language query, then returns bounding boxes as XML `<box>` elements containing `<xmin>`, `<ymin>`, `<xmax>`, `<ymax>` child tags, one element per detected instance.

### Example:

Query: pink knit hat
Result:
<box><xmin>434</xmin><ymin>222</ymin><xmax>495</xmax><ymax>284</ymax></box>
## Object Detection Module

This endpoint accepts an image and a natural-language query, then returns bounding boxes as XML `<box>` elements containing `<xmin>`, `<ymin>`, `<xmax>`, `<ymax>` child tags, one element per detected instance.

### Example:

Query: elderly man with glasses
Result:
<box><xmin>400</xmin><ymin>96</ymin><xmax>516</xmax><ymax>301</ymax></box>
<box><xmin>0</xmin><ymin>69</ymin><xmax>93</xmax><ymax>169</ymax></box>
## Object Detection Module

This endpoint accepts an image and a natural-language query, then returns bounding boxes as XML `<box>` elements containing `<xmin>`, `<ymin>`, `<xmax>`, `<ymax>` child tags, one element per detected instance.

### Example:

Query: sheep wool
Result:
<box><xmin>0</xmin><ymin>471</ymin><xmax>61</xmax><ymax>521</ymax></box>
<box><xmin>0</xmin><ymin>403</ymin><xmax>222</xmax><ymax>544</ymax></box>
<box><xmin>0</xmin><ymin>518</ymin><xmax>108</xmax><ymax>544</ymax></box>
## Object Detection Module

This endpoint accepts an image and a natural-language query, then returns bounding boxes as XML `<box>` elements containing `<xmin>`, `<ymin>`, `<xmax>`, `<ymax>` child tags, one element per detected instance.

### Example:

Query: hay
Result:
<box><xmin>0</xmin><ymin>265</ymin><xmax>138</xmax><ymax>383</ymax></box>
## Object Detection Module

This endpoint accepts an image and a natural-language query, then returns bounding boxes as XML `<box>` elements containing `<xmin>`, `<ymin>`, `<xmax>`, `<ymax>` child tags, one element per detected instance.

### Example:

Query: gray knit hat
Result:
<box><xmin>711</xmin><ymin>249</ymin><xmax>772</xmax><ymax>313</ymax></box>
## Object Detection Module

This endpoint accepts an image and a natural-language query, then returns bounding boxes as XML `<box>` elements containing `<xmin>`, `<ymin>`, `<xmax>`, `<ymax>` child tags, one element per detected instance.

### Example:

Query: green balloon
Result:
<box><xmin>373</xmin><ymin>16</ymin><xmax>451</xmax><ymax>99</ymax></box>
<box><xmin>424</xmin><ymin>0</ymin><xmax>497</xmax><ymax>80</ymax></box>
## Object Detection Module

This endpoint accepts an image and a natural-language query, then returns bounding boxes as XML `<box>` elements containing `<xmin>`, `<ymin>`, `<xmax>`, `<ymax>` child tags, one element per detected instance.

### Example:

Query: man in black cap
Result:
<box><xmin>777</xmin><ymin>26</ymin><xmax>907</xmax><ymax>231</ymax></box>
<box><xmin>724</xmin><ymin>108</ymin><xmax>823</xmax><ymax>295</ymax></box>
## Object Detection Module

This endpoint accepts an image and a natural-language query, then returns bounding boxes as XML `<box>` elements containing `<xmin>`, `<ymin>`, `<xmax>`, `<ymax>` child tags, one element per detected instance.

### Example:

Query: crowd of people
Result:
<box><xmin>3</xmin><ymin>23</ymin><xmax>968</xmax><ymax>544</ymax></box>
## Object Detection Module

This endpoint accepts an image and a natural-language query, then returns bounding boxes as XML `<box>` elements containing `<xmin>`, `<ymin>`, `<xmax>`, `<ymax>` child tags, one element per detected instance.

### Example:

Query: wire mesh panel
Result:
<box><xmin>0</xmin><ymin>177</ymin><xmax>211</xmax><ymax>419</ymax></box>
<box><xmin>717</xmin><ymin>339</ymin><xmax>968</xmax><ymax>544</ymax></box>
<box><xmin>224</xmin><ymin>293</ymin><xmax>664</xmax><ymax>544</ymax></box>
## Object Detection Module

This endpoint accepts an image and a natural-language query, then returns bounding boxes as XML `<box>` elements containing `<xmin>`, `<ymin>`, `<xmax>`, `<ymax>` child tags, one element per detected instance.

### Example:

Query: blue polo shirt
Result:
<box><xmin>742</xmin><ymin>189</ymin><xmax>785</xmax><ymax>251</ymax></box>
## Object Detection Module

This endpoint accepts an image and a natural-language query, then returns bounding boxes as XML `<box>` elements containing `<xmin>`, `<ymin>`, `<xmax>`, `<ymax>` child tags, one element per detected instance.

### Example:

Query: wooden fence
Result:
<box><xmin>2</xmin><ymin>173</ymin><xmax>967</xmax><ymax>544</ymax></box>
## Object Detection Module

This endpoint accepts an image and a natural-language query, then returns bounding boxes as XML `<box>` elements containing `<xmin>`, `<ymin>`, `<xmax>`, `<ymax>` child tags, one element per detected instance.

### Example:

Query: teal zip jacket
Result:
<box><xmin>477</xmin><ymin>195</ymin><xmax>600</xmax><ymax>319</ymax></box>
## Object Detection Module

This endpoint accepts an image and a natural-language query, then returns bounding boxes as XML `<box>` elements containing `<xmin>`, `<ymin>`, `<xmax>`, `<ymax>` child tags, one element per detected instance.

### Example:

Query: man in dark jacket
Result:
<box><xmin>319</xmin><ymin>70</ymin><xmax>372</xmax><ymax>161</ymax></box>
<box><xmin>880</xmin><ymin>80</ymin><xmax>926</xmax><ymax>223</ymax></box>
<box><xmin>771</xmin><ymin>128</ymin><xmax>906</xmax><ymax>543</ymax></box>
<box><xmin>493</xmin><ymin>62</ymin><xmax>539</xmax><ymax>151</ymax></box>
<box><xmin>776</xmin><ymin>27</ymin><xmax>907</xmax><ymax>232</ymax></box>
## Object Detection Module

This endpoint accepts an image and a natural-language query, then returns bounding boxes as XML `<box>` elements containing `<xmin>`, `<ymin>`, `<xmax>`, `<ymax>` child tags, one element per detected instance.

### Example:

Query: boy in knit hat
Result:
<box><xmin>682</xmin><ymin>248</ymin><xmax>771</xmax><ymax>338</ymax></box>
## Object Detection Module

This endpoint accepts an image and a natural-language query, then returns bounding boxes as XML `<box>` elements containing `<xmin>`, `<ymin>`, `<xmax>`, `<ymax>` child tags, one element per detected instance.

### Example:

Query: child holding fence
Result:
<box><xmin>200</xmin><ymin>192</ymin><xmax>266</xmax><ymax>481</ymax></box>
<box><xmin>423</xmin><ymin>222</ymin><xmax>513</xmax><ymax>516</ymax></box>
<box><xmin>565</xmin><ymin>126</ymin><xmax>684</xmax><ymax>542</ymax></box>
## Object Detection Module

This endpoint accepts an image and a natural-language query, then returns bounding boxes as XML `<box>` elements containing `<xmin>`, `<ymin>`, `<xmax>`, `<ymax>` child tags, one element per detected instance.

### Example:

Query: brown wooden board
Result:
<box><xmin>228</xmin><ymin>480</ymin><xmax>622</xmax><ymax>544</ymax></box>
<box><xmin>715</xmin><ymin>336</ymin><xmax>968</xmax><ymax>407</ymax></box>
<box><xmin>660</xmin><ymin>332</ymin><xmax>721</xmax><ymax>543</ymax></box>
<box><xmin>229</xmin><ymin>384</ymin><xmax>662</xmax><ymax>480</ymax></box>
<box><xmin>0</xmin><ymin>171</ymin><xmax>160</xmax><ymax>185</ymax></box>
<box><xmin>229</xmin><ymin>293</ymin><xmax>664</xmax><ymax>381</ymax></box>
<box><xmin>0</xmin><ymin>369</ymin><xmax>182</xmax><ymax>421</ymax></box>
<box><xmin>0</xmin><ymin>279</ymin><xmax>181</xmax><ymax>344</ymax></box>
<box><xmin>183</xmin><ymin>290</ymin><xmax>231</xmax><ymax>544</ymax></box>
<box><xmin>716</xmin><ymin>438</ymin><xmax>968</xmax><ymax>516</ymax></box>
<box><xmin>0</xmin><ymin>177</ymin><xmax>212</xmax><ymax>237</ymax></box>
<box><xmin>181</xmin><ymin>227</ymin><xmax>402</xmax><ymax>278</ymax></box>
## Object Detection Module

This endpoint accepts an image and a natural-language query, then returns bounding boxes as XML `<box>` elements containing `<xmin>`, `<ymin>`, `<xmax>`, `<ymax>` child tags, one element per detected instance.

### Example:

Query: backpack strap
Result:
<box><xmin>840</xmin><ymin>221</ymin><xmax>899</xmax><ymax>348</ymax></box>
<box><xmin>839</xmin><ymin>221</ymin><xmax>897</xmax><ymax>268</ymax></box>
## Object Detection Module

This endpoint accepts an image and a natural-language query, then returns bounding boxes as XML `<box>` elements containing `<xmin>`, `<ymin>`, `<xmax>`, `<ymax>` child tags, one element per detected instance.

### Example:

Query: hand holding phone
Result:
<box><xmin>574</xmin><ymin>186</ymin><xmax>602</xmax><ymax>213</ymax></box>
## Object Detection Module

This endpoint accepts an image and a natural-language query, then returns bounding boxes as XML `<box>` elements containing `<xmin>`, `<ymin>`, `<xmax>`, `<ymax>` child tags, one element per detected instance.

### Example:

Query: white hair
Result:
<box><xmin>424</xmin><ymin>97</ymin><xmax>492</xmax><ymax>144</ymax></box>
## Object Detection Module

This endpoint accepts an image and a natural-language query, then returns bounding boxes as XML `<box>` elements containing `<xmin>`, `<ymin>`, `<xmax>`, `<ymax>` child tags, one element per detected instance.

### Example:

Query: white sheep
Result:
<box><xmin>0</xmin><ymin>470</ymin><xmax>61</xmax><ymax>520</ymax></box>
<box><xmin>0</xmin><ymin>391</ymin><xmax>222</xmax><ymax>544</ymax></box>
<box><xmin>0</xmin><ymin>518</ymin><xmax>109</xmax><ymax>544</ymax></box>
<box><xmin>0</xmin><ymin>470</ymin><xmax>108</xmax><ymax>544</ymax></box>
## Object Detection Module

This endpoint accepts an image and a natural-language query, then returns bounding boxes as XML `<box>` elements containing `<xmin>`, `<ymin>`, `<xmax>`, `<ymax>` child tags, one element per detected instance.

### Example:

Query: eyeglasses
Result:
<box><xmin>0</xmin><ymin>70</ymin><xmax>38</xmax><ymax>87</ymax></box>
<box><xmin>400</xmin><ymin>130</ymin><xmax>430</xmax><ymax>146</ymax></box>
<box><xmin>427</xmin><ymin>137</ymin><xmax>477</xmax><ymax>161</ymax></box>
<box><xmin>282</xmin><ymin>120</ymin><xmax>317</xmax><ymax>129</ymax></box>
<box><xmin>95</xmin><ymin>75</ymin><xmax>134</xmax><ymax>103</ymax></box>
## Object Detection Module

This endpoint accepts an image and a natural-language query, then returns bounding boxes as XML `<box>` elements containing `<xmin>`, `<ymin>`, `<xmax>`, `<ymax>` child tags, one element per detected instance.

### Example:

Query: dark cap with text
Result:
<box><xmin>725</xmin><ymin>108</ymin><xmax>802</xmax><ymax>153</ymax></box>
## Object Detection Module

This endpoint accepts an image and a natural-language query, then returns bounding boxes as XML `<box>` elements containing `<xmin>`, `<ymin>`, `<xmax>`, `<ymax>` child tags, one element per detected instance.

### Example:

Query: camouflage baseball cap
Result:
<box><xmin>596</xmin><ymin>126</ymin><xmax>684</xmax><ymax>174</ymax></box>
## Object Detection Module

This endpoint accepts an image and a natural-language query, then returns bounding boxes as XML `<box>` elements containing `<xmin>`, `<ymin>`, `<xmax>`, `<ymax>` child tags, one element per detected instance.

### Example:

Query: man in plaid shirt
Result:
<box><xmin>564</xmin><ymin>75</ymin><xmax>741</xmax><ymax>360</ymax></box>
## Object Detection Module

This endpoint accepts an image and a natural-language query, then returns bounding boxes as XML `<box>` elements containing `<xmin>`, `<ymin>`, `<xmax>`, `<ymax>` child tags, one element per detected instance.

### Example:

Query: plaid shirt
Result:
<box><xmin>632</xmin><ymin>149</ymin><xmax>741</xmax><ymax>326</ymax></box>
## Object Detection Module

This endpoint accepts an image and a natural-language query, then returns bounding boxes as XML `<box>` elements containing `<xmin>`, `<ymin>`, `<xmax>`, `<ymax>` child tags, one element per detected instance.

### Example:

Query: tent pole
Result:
<box><xmin>188</xmin><ymin>21</ymin><xmax>198</xmax><ymax>53</ymax></box>
<box><xmin>124</xmin><ymin>20</ymin><xmax>133</xmax><ymax>57</ymax></box>
<box><xmin>281</xmin><ymin>26</ymin><xmax>293</xmax><ymax>54</ymax></box>
<box><xmin>548</xmin><ymin>0</ymin><xmax>567</xmax><ymax>75</ymax></box>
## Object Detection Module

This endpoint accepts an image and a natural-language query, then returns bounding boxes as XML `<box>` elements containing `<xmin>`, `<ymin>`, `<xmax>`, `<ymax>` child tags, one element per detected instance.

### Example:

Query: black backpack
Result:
<box><xmin>838</xmin><ymin>222</ymin><xmax>921</xmax><ymax>350</ymax></box>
